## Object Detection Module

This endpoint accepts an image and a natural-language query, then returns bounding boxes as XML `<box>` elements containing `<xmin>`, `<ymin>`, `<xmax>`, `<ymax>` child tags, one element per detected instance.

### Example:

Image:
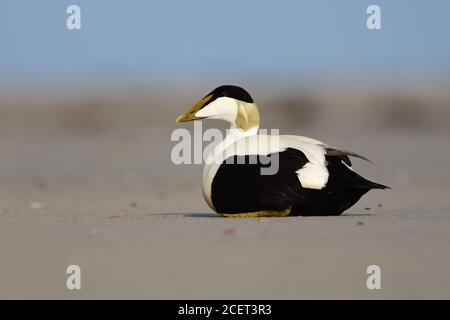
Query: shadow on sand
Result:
<box><xmin>183</xmin><ymin>212</ymin><xmax>376</xmax><ymax>218</ymax></box>
<box><xmin>184</xmin><ymin>213</ymin><xmax>219</xmax><ymax>218</ymax></box>
<box><xmin>153</xmin><ymin>212</ymin><xmax>375</xmax><ymax>218</ymax></box>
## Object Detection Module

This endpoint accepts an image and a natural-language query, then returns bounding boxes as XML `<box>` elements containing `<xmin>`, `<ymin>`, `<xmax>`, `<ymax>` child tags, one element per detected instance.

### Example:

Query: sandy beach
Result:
<box><xmin>1</xmin><ymin>88</ymin><xmax>450</xmax><ymax>299</ymax></box>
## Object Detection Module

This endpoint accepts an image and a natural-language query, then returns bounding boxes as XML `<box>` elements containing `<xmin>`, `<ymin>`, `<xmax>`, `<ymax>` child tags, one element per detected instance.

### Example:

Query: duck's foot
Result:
<box><xmin>222</xmin><ymin>207</ymin><xmax>291</xmax><ymax>218</ymax></box>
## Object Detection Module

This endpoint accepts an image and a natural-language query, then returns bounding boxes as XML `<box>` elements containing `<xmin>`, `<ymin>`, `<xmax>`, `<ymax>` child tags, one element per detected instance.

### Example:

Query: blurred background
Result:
<box><xmin>1</xmin><ymin>0</ymin><xmax>450</xmax><ymax>299</ymax></box>
<box><xmin>1</xmin><ymin>0</ymin><xmax>449</xmax><ymax>213</ymax></box>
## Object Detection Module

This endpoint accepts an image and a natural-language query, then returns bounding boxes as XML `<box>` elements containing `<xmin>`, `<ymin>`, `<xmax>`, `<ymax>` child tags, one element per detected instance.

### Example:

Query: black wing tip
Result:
<box><xmin>365</xmin><ymin>157</ymin><xmax>374</xmax><ymax>164</ymax></box>
<box><xmin>348</xmin><ymin>152</ymin><xmax>374</xmax><ymax>164</ymax></box>
<box><xmin>325</xmin><ymin>148</ymin><xmax>374</xmax><ymax>164</ymax></box>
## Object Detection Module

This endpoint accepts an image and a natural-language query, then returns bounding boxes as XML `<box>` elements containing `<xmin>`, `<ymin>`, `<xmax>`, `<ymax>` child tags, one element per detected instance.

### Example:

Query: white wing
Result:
<box><xmin>220</xmin><ymin>134</ymin><xmax>329</xmax><ymax>190</ymax></box>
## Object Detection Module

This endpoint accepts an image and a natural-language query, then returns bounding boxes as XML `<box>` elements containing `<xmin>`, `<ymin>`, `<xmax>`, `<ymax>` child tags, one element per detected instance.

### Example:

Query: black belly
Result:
<box><xmin>210</xmin><ymin>148</ymin><xmax>385</xmax><ymax>216</ymax></box>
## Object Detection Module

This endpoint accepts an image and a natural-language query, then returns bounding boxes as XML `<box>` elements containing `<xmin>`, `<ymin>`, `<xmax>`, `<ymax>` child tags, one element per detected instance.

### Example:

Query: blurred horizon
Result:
<box><xmin>1</xmin><ymin>0</ymin><xmax>449</xmax><ymax>135</ymax></box>
<box><xmin>1</xmin><ymin>0</ymin><xmax>450</xmax><ymax>88</ymax></box>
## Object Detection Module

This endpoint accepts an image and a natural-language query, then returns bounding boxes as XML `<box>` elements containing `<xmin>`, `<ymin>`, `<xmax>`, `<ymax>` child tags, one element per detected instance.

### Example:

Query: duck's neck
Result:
<box><xmin>206</xmin><ymin>101</ymin><xmax>261</xmax><ymax>164</ymax></box>
<box><xmin>225</xmin><ymin>125</ymin><xmax>258</xmax><ymax>146</ymax></box>
<box><xmin>206</xmin><ymin>126</ymin><xmax>258</xmax><ymax>164</ymax></box>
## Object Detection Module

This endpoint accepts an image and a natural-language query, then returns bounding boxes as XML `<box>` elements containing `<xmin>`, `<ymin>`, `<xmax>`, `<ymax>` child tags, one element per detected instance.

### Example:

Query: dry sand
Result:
<box><xmin>0</xmin><ymin>88</ymin><xmax>450</xmax><ymax>299</ymax></box>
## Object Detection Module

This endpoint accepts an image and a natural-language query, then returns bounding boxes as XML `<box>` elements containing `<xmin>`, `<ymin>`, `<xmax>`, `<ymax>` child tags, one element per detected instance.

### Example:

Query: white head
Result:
<box><xmin>176</xmin><ymin>85</ymin><xmax>260</xmax><ymax>131</ymax></box>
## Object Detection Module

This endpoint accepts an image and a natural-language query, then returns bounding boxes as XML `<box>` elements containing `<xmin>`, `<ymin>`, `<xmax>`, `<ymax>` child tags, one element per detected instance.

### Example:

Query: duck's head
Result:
<box><xmin>176</xmin><ymin>85</ymin><xmax>260</xmax><ymax>131</ymax></box>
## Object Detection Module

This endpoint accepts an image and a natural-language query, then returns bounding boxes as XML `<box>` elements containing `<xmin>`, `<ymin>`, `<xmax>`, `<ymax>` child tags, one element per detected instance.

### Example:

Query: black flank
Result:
<box><xmin>211</xmin><ymin>148</ymin><xmax>388</xmax><ymax>216</ymax></box>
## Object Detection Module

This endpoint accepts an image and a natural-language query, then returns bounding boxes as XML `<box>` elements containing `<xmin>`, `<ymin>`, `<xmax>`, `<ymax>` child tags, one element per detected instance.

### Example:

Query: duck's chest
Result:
<box><xmin>201</xmin><ymin>162</ymin><xmax>220</xmax><ymax>211</ymax></box>
<box><xmin>201</xmin><ymin>130</ymin><xmax>258</xmax><ymax>211</ymax></box>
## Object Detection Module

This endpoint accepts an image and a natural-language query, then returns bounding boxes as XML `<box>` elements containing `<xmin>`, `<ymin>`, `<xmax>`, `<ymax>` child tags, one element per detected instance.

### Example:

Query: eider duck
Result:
<box><xmin>176</xmin><ymin>85</ymin><xmax>389</xmax><ymax>217</ymax></box>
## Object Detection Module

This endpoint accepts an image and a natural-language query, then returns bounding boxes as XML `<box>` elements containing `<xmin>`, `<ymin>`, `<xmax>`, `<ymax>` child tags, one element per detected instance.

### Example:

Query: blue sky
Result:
<box><xmin>0</xmin><ymin>0</ymin><xmax>449</xmax><ymax>82</ymax></box>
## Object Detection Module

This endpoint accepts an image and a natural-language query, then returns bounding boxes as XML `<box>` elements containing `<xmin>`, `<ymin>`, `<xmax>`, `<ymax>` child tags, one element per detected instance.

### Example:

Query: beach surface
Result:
<box><xmin>1</xmin><ymin>88</ymin><xmax>450</xmax><ymax>299</ymax></box>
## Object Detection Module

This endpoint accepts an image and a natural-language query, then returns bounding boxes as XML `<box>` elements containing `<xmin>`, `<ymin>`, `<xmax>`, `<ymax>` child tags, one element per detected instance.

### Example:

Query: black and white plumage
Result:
<box><xmin>176</xmin><ymin>85</ymin><xmax>389</xmax><ymax>217</ymax></box>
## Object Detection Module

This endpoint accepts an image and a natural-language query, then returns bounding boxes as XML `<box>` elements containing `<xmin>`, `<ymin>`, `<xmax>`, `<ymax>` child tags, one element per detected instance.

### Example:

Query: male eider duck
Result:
<box><xmin>176</xmin><ymin>85</ymin><xmax>389</xmax><ymax>217</ymax></box>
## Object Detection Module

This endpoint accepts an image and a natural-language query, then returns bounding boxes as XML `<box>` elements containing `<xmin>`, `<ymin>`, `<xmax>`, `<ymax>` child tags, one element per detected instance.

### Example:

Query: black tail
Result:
<box><xmin>325</xmin><ymin>156</ymin><xmax>390</xmax><ymax>190</ymax></box>
<box><xmin>353</xmin><ymin>177</ymin><xmax>390</xmax><ymax>190</ymax></box>
<box><xmin>292</xmin><ymin>157</ymin><xmax>389</xmax><ymax>216</ymax></box>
